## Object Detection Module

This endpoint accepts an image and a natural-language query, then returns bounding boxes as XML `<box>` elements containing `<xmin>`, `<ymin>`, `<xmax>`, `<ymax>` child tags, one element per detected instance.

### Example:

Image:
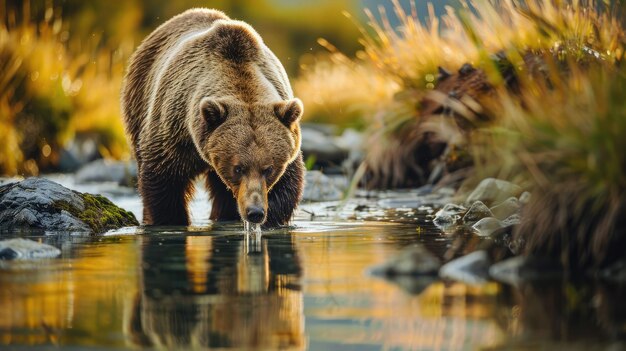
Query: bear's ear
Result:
<box><xmin>274</xmin><ymin>98</ymin><xmax>303</xmax><ymax>128</ymax></box>
<box><xmin>200</xmin><ymin>98</ymin><xmax>228</xmax><ymax>130</ymax></box>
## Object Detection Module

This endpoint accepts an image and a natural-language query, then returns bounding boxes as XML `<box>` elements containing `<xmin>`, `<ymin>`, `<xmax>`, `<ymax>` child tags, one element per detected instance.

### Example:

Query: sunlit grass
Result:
<box><xmin>0</xmin><ymin>2</ymin><xmax>130</xmax><ymax>175</ymax></box>
<box><xmin>472</xmin><ymin>64</ymin><xmax>626</xmax><ymax>268</ymax></box>
<box><xmin>296</xmin><ymin>0</ymin><xmax>625</xmax><ymax>187</ymax></box>
<box><xmin>297</xmin><ymin>0</ymin><xmax>626</xmax><ymax>267</ymax></box>
<box><xmin>0</xmin><ymin>6</ymin><xmax>71</xmax><ymax>175</ymax></box>
<box><xmin>296</xmin><ymin>45</ymin><xmax>398</xmax><ymax>130</ymax></box>
<box><xmin>361</xmin><ymin>0</ymin><xmax>623</xmax><ymax>87</ymax></box>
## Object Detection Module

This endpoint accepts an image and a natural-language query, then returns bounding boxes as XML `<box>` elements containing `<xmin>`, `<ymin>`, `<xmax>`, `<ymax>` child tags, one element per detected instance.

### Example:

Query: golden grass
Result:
<box><xmin>297</xmin><ymin>1</ymin><xmax>626</xmax><ymax>266</ymax></box>
<box><xmin>297</xmin><ymin>0</ymin><xmax>624</xmax><ymax>128</ymax></box>
<box><xmin>295</xmin><ymin>46</ymin><xmax>398</xmax><ymax>129</ymax></box>
<box><xmin>296</xmin><ymin>0</ymin><xmax>625</xmax><ymax>187</ymax></box>
<box><xmin>0</xmin><ymin>2</ymin><xmax>130</xmax><ymax>175</ymax></box>
<box><xmin>473</xmin><ymin>63</ymin><xmax>626</xmax><ymax>268</ymax></box>
<box><xmin>361</xmin><ymin>0</ymin><xmax>623</xmax><ymax>85</ymax></box>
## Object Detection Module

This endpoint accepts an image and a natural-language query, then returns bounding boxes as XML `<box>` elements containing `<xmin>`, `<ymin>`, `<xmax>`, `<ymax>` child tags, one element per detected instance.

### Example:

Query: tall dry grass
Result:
<box><xmin>473</xmin><ymin>63</ymin><xmax>626</xmax><ymax>268</ymax></box>
<box><xmin>297</xmin><ymin>0</ymin><xmax>626</xmax><ymax>267</ymax></box>
<box><xmin>0</xmin><ymin>2</ymin><xmax>133</xmax><ymax>175</ymax></box>
<box><xmin>296</xmin><ymin>0</ymin><xmax>625</xmax><ymax>188</ymax></box>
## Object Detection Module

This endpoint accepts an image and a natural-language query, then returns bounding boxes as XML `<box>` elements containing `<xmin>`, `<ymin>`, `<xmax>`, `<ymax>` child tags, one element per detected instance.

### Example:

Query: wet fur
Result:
<box><xmin>121</xmin><ymin>9</ymin><xmax>304</xmax><ymax>227</ymax></box>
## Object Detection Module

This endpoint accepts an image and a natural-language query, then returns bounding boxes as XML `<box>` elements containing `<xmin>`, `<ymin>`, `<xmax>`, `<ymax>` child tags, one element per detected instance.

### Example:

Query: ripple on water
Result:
<box><xmin>1</xmin><ymin>180</ymin><xmax>622</xmax><ymax>350</ymax></box>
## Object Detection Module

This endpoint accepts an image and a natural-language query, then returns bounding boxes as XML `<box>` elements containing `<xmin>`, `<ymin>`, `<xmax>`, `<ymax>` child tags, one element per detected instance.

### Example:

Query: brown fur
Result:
<box><xmin>121</xmin><ymin>9</ymin><xmax>304</xmax><ymax>227</ymax></box>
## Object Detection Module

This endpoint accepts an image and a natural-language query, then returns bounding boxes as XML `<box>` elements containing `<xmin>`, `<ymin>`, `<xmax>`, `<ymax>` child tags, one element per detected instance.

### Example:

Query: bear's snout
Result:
<box><xmin>246</xmin><ymin>205</ymin><xmax>265</xmax><ymax>223</ymax></box>
<box><xmin>237</xmin><ymin>176</ymin><xmax>268</xmax><ymax>224</ymax></box>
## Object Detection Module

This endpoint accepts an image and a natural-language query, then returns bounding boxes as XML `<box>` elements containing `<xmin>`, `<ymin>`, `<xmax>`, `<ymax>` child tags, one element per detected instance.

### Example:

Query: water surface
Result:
<box><xmin>0</xmin><ymin>179</ymin><xmax>624</xmax><ymax>350</ymax></box>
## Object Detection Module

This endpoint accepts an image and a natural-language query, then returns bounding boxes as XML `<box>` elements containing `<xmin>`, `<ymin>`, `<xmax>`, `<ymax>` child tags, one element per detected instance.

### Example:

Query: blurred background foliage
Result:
<box><xmin>0</xmin><ymin>0</ymin><xmax>387</xmax><ymax>176</ymax></box>
<box><xmin>2</xmin><ymin>0</ymin><xmax>624</xmax><ymax>179</ymax></box>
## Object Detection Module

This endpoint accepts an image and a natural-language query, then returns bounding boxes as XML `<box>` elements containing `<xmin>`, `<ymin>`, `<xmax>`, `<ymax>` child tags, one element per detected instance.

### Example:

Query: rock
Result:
<box><xmin>302</xmin><ymin>171</ymin><xmax>344</xmax><ymax>201</ymax></box>
<box><xmin>462</xmin><ymin>201</ymin><xmax>493</xmax><ymax>224</ymax></box>
<box><xmin>439</xmin><ymin>250</ymin><xmax>490</xmax><ymax>285</ymax></box>
<box><xmin>300</xmin><ymin>127</ymin><xmax>347</xmax><ymax>166</ymax></box>
<box><xmin>75</xmin><ymin>159</ymin><xmax>137</xmax><ymax>186</ymax></box>
<box><xmin>433</xmin><ymin>213</ymin><xmax>456</xmax><ymax>228</ymax></box>
<box><xmin>0</xmin><ymin>178</ymin><xmax>138</xmax><ymax>233</ymax></box>
<box><xmin>466</xmin><ymin>178</ymin><xmax>524</xmax><ymax>206</ymax></box>
<box><xmin>433</xmin><ymin>203</ymin><xmax>466</xmax><ymax>228</ymax></box>
<box><xmin>502</xmin><ymin>214</ymin><xmax>521</xmax><ymax>227</ymax></box>
<box><xmin>334</xmin><ymin>128</ymin><xmax>363</xmax><ymax>152</ymax></box>
<box><xmin>489</xmin><ymin>255</ymin><xmax>562</xmax><ymax>285</ymax></box>
<box><xmin>442</xmin><ymin>203</ymin><xmax>467</xmax><ymax>214</ymax></box>
<box><xmin>489</xmin><ymin>197</ymin><xmax>520</xmax><ymax>220</ymax></box>
<box><xmin>336</xmin><ymin>128</ymin><xmax>364</xmax><ymax>174</ymax></box>
<box><xmin>370</xmin><ymin>245</ymin><xmax>441</xmax><ymax>276</ymax></box>
<box><xmin>0</xmin><ymin>178</ymin><xmax>21</xmax><ymax>186</ymax></box>
<box><xmin>519</xmin><ymin>191</ymin><xmax>531</xmax><ymax>205</ymax></box>
<box><xmin>58</xmin><ymin>138</ymin><xmax>102</xmax><ymax>173</ymax></box>
<box><xmin>0</xmin><ymin>238</ymin><xmax>61</xmax><ymax>260</ymax></box>
<box><xmin>302</xmin><ymin>123</ymin><xmax>338</xmax><ymax>135</ymax></box>
<box><xmin>472</xmin><ymin>217</ymin><xmax>505</xmax><ymax>237</ymax></box>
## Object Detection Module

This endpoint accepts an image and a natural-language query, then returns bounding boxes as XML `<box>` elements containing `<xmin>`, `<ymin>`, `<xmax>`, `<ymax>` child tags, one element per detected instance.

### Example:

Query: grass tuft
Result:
<box><xmin>0</xmin><ymin>2</ymin><xmax>131</xmax><ymax>176</ymax></box>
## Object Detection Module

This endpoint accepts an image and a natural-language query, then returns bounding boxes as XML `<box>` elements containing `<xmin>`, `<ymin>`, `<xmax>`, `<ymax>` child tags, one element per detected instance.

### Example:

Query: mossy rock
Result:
<box><xmin>0</xmin><ymin>177</ymin><xmax>138</xmax><ymax>234</ymax></box>
<box><xmin>54</xmin><ymin>193</ymin><xmax>138</xmax><ymax>234</ymax></box>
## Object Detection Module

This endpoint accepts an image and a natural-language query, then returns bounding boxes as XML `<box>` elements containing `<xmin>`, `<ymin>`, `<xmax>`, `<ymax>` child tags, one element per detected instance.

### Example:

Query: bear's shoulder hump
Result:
<box><xmin>204</xmin><ymin>20</ymin><xmax>264</xmax><ymax>63</ymax></box>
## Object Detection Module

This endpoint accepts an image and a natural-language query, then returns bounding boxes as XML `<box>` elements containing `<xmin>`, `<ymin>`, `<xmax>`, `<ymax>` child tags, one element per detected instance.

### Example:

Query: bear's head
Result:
<box><xmin>190</xmin><ymin>97</ymin><xmax>303</xmax><ymax>225</ymax></box>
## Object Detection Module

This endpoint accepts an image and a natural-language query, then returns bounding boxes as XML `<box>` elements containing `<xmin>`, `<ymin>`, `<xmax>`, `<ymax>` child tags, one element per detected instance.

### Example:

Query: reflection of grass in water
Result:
<box><xmin>0</xmin><ymin>2</ymin><xmax>131</xmax><ymax>175</ymax></box>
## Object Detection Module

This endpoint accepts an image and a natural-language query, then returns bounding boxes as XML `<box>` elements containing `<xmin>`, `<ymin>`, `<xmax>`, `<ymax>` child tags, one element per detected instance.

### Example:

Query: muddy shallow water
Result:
<box><xmin>0</xmin><ymin>177</ymin><xmax>624</xmax><ymax>350</ymax></box>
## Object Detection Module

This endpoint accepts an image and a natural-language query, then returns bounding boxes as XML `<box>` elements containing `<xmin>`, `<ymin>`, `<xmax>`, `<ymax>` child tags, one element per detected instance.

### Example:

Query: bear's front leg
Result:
<box><xmin>265</xmin><ymin>153</ymin><xmax>305</xmax><ymax>228</ymax></box>
<box><xmin>139</xmin><ymin>167</ymin><xmax>194</xmax><ymax>226</ymax></box>
<box><xmin>206</xmin><ymin>170</ymin><xmax>240</xmax><ymax>222</ymax></box>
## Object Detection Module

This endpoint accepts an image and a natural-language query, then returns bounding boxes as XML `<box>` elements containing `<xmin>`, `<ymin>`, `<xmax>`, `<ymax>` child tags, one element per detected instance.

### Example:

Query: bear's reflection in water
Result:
<box><xmin>127</xmin><ymin>232</ymin><xmax>303</xmax><ymax>349</ymax></box>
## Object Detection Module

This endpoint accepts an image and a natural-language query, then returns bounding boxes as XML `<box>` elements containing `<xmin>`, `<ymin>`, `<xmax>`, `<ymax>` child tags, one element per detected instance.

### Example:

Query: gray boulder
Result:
<box><xmin>0</xmin><ymin>178</ymin><xmax>138</xmax><ymax>233</ymax></box>
<box><xmin>0</xmin><ymin>238</ymin><xmax>61</xmax><ymax>260</ymax></box>
<box><xmin>462</xmin><ymin>201</ymin><xmax>493</xmax><ymax>224</ymax></box>
<box><xmin>466</xmin><ymin>178</ymin><xmax>523</xmax><ymax>206</ymax></box>
<box><xmin>489</xmin><ymin>197</ymin><xmax>520</xmax><ymax>220</ymax></box>
<box><xmin>302</xmin><ymin>171</ymin><xmax>344</xmax><ymax>201</ymax></box>
<box><xmin>300</xmin><ymin>127</ymin><xmax>347</xmax><ymax>165</ymax></box>
<box><xmin>519</xmin><ymin>191</ymin><xmax>532</xmax><ymax>205</ymax></box>
<box><xmin>433</xmin><ymin>203</ymin><xmax>466</xmax><ymax>228</ymax></box>
<box><xmin>334</xmin><ymin>128</ymin><xmax>363</xmax><ymax>152</ymax></box>
<box><xmin>502</xmin><ymin>214</ymin><xmax>521</xmax><ymax>227</ymax></box>
<box><xmin>75</xmin><ymin>159</ymin><xmax>137</xmax><ymax>186</ymax></box>
<box><xmin>472</xmin><ymin>217</ymin><xmax>505</xmax><ymax>237</ymax></box>
<box><xmin>58</xmin><ymin>138</ymin><xmax>102</xmax><ymax>173</ymax></box>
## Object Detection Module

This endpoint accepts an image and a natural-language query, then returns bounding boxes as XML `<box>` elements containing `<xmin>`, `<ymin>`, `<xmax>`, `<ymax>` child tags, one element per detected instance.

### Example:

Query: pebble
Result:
<box><xmin>462</xmin><ymin>201</ymin><xmax>493</xmax><ymax>224</ymax></box>
<box><xmin>489</xmin><ymin>197</ymin><xmax>520</xmax><ymax>220</ymax></box>
<box><xmin>472</xmin><ymin>217</ymin><xmax>505</xmax><ymax>237</ymax></box>
<box><xmin>466</xmin><ymin>178</ymin><xmax>523</xmax><ymax>206</ymax></box>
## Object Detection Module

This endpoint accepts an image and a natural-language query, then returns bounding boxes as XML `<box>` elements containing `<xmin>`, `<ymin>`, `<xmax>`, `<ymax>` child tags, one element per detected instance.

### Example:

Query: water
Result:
<box><xmin>0</xmin><ymin>179</ymin><xmax>624</xmax><ymax>350</ymax></box>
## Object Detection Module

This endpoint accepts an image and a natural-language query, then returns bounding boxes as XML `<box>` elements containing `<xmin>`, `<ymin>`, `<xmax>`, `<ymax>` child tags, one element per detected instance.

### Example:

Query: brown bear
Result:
<box><xmin>121</xmin><ymin>9</ymin><xmax>304</xmax><ymax>227</ymax></box>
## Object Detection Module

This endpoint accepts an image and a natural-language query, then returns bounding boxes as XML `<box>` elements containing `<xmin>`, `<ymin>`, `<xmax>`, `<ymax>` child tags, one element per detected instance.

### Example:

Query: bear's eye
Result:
<box><xmin>234</xmin><ymin>165</ymin><xmax>243</xmax><ymax>175</ymax></box>
<box><xmin>262</xmin><ymin>166</ymin><xmax>273</xmax><ymax>178</ymax></box>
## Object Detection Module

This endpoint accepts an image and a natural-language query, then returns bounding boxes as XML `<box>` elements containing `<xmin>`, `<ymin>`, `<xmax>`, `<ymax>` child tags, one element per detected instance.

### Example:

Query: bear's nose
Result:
<box><xmin>246</xmin><ymin>206</ymin><xmax>265</xmax><ymax>223</ymax></box>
